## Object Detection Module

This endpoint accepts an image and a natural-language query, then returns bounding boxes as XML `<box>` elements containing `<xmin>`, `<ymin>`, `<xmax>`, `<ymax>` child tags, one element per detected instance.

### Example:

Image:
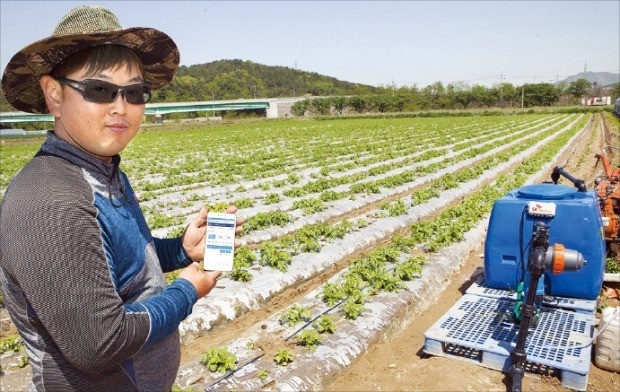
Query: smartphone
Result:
<box><xmin>203</xmin><ymin>212</ymin><xmax>236</xmax><ymax>271</ymax></box>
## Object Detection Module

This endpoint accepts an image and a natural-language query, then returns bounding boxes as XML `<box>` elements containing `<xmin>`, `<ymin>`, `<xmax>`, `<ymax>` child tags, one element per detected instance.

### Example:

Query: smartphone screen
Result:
<box><xmin>203</xmin><ymin>212</ymin><xmax>236</xmax><ymax>271</ymax></box>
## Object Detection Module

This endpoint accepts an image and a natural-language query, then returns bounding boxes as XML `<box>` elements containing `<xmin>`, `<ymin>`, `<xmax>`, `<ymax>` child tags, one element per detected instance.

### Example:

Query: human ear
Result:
<box><xmin>40</xmin><ymin>76</ymin><xmax>63</xmax><ymax>117</ymax></box>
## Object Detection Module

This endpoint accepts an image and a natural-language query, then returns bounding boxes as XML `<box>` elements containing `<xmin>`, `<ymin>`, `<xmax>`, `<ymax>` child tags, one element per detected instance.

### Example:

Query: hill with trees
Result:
<box><xmin>152</xmin><ymin>59</ymin><xmax>378</xmax><ymax>102</ymax></box>
<box><xmin>563</xmin><ymin>71</ymin><xmax>619</xmax><ymax>87</ymax></box>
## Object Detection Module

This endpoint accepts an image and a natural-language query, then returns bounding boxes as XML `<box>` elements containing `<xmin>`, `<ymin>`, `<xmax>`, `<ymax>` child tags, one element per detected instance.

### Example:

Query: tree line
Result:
<box><xmin>291</xmin><ymin>79</ymin><xmax>620</xmax><ymax>116</ymax></box>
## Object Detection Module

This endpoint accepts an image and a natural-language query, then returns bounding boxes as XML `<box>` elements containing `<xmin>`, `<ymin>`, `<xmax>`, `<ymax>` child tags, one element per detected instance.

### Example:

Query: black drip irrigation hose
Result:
<box><xmin>202</xmin><ymin>259</ymin><xmax>414</xmax><ymax>390</ymax></box>
<box><xmin>283</xmin><ymin>259</ymin><xmax>409</xmax><ymax>342</ymax></box>
<box><xmin>203</xmin><ymin>353</ymin><xmax>266</xmax><ymax>391</ymax></box>
<box><xmin>284</xmin><ymin>299</ymin><xmax>348</xmax><ymax>342</ymax></box>
<box><xmin>202</xmin><ymin>298</ymin><xmax>348</xmax><ymax>391</ymax></box>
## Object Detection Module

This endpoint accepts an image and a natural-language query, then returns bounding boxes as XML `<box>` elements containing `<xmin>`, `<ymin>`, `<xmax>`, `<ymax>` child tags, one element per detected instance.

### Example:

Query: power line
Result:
<box><xmin>384</xmin><ymin>68</ymin><xmax>618</xmax><ymax>88</ymax></box>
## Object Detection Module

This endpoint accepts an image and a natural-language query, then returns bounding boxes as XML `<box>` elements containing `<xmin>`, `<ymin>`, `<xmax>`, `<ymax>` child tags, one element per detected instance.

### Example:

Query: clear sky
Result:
<box><xmin>1</xmin><ymin>0</ymin><xmax>619</xmax><ymax>88</ymax></box>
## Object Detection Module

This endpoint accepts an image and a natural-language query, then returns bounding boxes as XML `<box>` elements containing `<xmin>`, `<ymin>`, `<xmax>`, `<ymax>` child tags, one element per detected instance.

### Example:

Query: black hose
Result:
<box><xmin>510</xmin><ymin>221</ymin><xmax>549</xmax><ymax>392</ymax></box>
<box><xmin>551</xmin><ymin>166</ymin><xmax>586</xmax><ymax>192</ymax></box>
<box><xmin>510</xmin><ymin>366</ymin><xmax>524</xmax><ymax>392</ymax></box>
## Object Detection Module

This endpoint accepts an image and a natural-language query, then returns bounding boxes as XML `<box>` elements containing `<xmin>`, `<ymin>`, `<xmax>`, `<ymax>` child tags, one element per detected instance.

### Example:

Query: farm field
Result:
<box><xmin>1</xmin><ymin>112</ymin><xmax>618</xmax><ymax>391</ymax></box>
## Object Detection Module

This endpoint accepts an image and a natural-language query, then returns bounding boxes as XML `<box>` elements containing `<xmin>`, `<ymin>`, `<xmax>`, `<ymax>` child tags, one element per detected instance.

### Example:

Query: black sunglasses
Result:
<box><xmin>56</xmin><ymin>77</ymin><xmax>152</xmax><ymax>105</ymax></box>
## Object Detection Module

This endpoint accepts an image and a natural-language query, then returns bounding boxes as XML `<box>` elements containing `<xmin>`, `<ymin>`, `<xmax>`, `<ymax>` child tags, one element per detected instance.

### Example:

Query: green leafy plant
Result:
<box><xmin>263</xmin><ymin>193</ymin><xmax>281</xmax><ymax>205</ymax></box>
<box><xmin>272</xmin><ymin>178</ymin><xmax>288</xmax><ymax>188</ymax></box>
<box><xmin>373</xmin><ymin>246</ymin><xmax>401</xmax><ymax>264</ymax></box>
<box><xmin>233</xmin><ymin>197</ymin><xmax>255</xmax><ymax>209</ymax></box>
<box><xmin>321</xmin><ymin>282</ymin><xmax>346</xmax><ymax>306</ymax></box>
<box><xmin>394</xmin><ymin>256</ymin><xmax>425</xmax><ymax>281</ymax></box>
<box><xmin>228</xmin><ymin>267</ymin><xmax>252</xmax><ymax>282</ymax></box>
<box><xmin>258</xmin><ymin>369</ymin><xmax>270</xmax><ymax>381</ymax></box>
<box><xmin>244</xmin><ymin>211</ymin><xmax>291</xmax><ymax>233</ymax></box>
<box><xmin>605</xmin><ymin>257</ymin><xmax>620</xmax><ymax>273</ymax></box>
<box><xmin>325</xmin><ymin>220</ymin><xmax>353</xmax><ymax>239</ymax></box>
<box><xmin>287</xmin><ymin>173</ymin><xmax>300</xmax><ymax>184</ymax></box>
<box><xmin>273</xmin><ymin>348</ymin><xmax>294</xmax><ymax>366</ymax></box>
<box><xmin>298</xmin><ymin>329</ymin><xmax>322</xmax><ymax>350</ymax></box>
<box><xmin>0</xmin><ymin>335</ymin><xmax>23</xmax><ymax>354</ymax></box>
<box><xmin>259</xmin><ymin>242</ymin><xmax>293</xmax><ymax>272</ymax></box>
<box><xmin>299</xmin><ymin>237</ymin><xmax>321</xmax><ymax>253</ymax></box>
<box><xmin>146</xmin><ymin>211</ymin><xmax>185</xmax><ymax>229</ymax></box>
<box><xmin>234</xmin><ymin>246</ymin><xmax>257</xmax><ymax>269</ymax></box>
<box><xmin>367</xmin><ymin>269</ymin><xmax>403</xmax><ymax>294</ymax></box>
<box><xmin>164</xmin><ymin>270</ymin><xmax>181</xmax><ymax>286</ymax></box>
<box><xmin>381</xmin><ymin>199</ymin><xmax>408</xmax><ymax>216</ymax></box>
<box><xmin>313</xmin><ymin>315</ymin><xmax>336</xmax><ymax>334</ymax></box>
<box><xmin>279</xmin><ymin>304</ymin><xmax>312</xmax><ymax>326</ymax></box>
<box><xmin>200</xmin><ymin>347</ymin><xmax>237</xmax><ymax>373</ymax></box>
<box><xmin>206</xmin><ymin>201</ymin><xmax>229</xmax><ymax>212</ymax></box>
<box><xmin>172</xmin><ymin>386</ymin><xmax>198</xmax><ymax>392</ymax></box>
<box><xmin>356</xmin><ymin>219</ymin><xmax>369</xmax><ymax>228</ymax></box>
<box><xmin>292</xmin><ymin>198</ymin><xmax>325</xmax><ymax>214</ymax></box>
<box><xmin>341</xmin><ymin>274</ymin><xmax>364</xmax><ymax>297</ymax></box>
<box><xmin>342</xmin><ymin>298</ymin><xmax>365</xmax><ymax>320</ymax></box>
<box><xmin>319</xmin><ymin>190</ymin><xmax>344</xmax><ymax>202</ymax></box>
<box><xmin>411</xmin><ymin>187</ymin><xmax>440</xmax><ymax>205</ymax></box>
<box><xmin>165</xmin><ymin>226</ymin><xmax>186</xmax><ymax>239</ymax></box>
<box><xmin>17</xmin><ymin>355</ymin><xmax>29</xmax><ymax>368</ymax></box>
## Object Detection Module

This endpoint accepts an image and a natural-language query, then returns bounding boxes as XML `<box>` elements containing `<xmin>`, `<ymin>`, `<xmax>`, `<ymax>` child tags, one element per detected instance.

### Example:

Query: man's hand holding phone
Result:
<box><xmin>181</xmin><ymin>205</ymin><xmax>244</xmax><ymax>264</ymax></box>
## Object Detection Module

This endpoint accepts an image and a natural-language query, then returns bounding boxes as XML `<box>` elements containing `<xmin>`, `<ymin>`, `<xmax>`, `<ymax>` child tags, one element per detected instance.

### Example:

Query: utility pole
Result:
<box><xmin>293</xmin><ymin>60</ymin><xmax>297</xmax><ymax>98</ymax></box>
<box><xmin>211</xmin><ymin>91</ymin><xmax>215</xmax><ymax>117</ymax></box>
<box><xmin>583</xmin><ymin>61</ymin><xmax>587</xmax><ymax>79</ymax></box>
<box><xmin>499</xmin><ymin>74</ymin><xmax>505</xmax><ymax>103</ymax></box>
<box><xmin>392</xmin><ymin>79</ymin><xmax>395</xmax><ymax>98</ymax></box>
<box><xmin>521</xmin><ymin>87</ymin><xmax>524</xmax><ymax>108</ymax></box>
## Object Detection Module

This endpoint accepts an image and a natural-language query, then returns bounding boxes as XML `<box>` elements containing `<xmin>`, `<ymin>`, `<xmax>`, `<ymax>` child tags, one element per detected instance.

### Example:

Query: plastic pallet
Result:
<box><xmin>467</xmin><ymin>277</ymin><xmax>597</xmax><ymax>314</ymax></box>
<box><xmin>423</xmin><ymin>293</ymin><xmax>594</xmax><ymax>391</ymax></box>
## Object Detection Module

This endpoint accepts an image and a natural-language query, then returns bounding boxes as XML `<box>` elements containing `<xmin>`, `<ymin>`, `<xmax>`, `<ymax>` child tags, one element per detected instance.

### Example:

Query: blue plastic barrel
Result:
<box><xmin>484</xmin><ymin>184</ymin><xmax>606</xmax><ymax>300</ymax></box>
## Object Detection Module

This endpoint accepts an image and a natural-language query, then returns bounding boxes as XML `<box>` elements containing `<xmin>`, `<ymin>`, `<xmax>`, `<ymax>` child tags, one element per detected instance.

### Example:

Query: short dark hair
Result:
<box><xmin>50</xmin><ymin>45</ymin><xmax>144</xmax><ymax>79</ymax></box>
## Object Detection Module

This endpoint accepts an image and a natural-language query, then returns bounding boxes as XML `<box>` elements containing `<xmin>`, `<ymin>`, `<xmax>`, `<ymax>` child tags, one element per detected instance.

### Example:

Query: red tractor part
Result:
<box><xmin>595</xmin><ymin>145</ymin><xmax>620</xmax><ymax>242</ymax></box>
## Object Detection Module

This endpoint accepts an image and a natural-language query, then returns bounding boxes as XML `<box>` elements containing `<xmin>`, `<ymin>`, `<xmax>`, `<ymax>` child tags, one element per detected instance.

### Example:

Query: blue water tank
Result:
<box><xmin>484</xmin><ymin>184</ymin><xmax>605</xmax><ymax>300</ymax></box>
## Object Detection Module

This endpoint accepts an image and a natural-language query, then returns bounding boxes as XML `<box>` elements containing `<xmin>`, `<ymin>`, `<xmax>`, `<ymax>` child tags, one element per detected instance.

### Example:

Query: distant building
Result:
<box><xmin>581</xmin><ymin>96</ymin><xmax>612</xmax><ymax>106</ymax></box>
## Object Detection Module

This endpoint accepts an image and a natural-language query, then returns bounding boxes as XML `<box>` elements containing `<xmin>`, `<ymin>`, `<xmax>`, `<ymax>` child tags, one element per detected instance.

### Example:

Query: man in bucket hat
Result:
<box><xmin>0</xmin><ymin>6</ymin><xmax>242</xmax><ymax>391</ymax></box>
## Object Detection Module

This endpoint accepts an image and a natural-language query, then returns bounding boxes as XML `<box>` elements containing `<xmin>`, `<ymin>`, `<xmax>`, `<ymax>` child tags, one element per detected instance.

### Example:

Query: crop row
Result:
<box><xmin>145</xmin><ymin>114</ymin><xmax>574</xmax><ymax>237</ymax></box>
<box><xmin>131</xmin><ymin>115</ymin><xmax>554</xmax><ymax>197</ymax></box>
<box><xmin>138</xmin><ymin>115</ymin><xmax>553</xmax><ymax>209</ymax></box>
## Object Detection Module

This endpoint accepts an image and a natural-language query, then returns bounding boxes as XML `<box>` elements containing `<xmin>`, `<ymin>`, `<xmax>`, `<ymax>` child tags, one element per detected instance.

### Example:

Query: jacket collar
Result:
<box><xmin>39</xmin><ymin>131</ymin><xmax>127</xmax><ymax>203</ymax></box>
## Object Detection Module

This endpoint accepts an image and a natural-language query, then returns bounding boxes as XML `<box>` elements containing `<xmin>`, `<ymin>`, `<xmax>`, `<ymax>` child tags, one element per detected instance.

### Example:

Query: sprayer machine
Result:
<box><xmin>424</xmin><ymin>168</ymin><xmax>608</xmax><ymax>391</ymax></box>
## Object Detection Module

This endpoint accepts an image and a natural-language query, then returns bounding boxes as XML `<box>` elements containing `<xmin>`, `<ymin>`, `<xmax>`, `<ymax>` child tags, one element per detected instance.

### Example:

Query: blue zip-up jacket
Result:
<box><xmin>0</xmin><ymin>132</ymin><xmax>197</xmax><ymax>391</ymax></box>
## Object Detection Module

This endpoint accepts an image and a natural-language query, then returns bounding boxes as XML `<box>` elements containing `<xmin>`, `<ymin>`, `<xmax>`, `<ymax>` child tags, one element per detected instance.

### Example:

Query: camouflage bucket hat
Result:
<box><xmin>1</xmin><ymin>5</ymin><xmax>180</xmax><ymax>114</ymax></box>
